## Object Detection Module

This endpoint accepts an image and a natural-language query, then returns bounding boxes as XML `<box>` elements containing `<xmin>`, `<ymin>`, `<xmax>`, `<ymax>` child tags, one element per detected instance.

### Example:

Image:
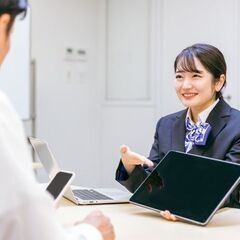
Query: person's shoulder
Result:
<box><xmin>229</xmin><ymin>107</ymin><xmax>240</xmax><ymax>120</ymax></box>
<box><xmin>221</xmin><ymin>100</ymin><xmax>240</xmax><ymax>128</ymax></box>
<box><xmin>0</xmin><ymin>90</ymin><xmax>17</xmax><ymax>115</ymax></box>
<box><xmin>0</xmin><ymin>90</ymin><xmax>24</xmax><ymax>138</ymax></box>
<box><xmin>230</xmin><ymin>107</ymin><xmax>240</xmax><ymax>114</ymax></box>
<box><xmin>222</xmin><ymin>99</ymin><xmax>240</xmax><ymax>117</ymax></box>
<box><xmin>164</xmin><ymin>109</ymin><xmax>186</xmax><ymax>119</ymax></box>
<box><xmin>156</xmin><ymin>109</ymin><xmax>186</xmax><ymax>126</ymax></box>
<box><xmin>0</xmin><ymin>90</ymin><xmax>11</xmax><ymax>106</ymax></box>
<box><xmin>226</xmin><ymin>108</ymin><xmax>240</xmax><ymax>134</ymax></box>
<box><xmin>159</xmin><ymin>109</ymin><xmax>186</xmax><ymax>121</ymax></box>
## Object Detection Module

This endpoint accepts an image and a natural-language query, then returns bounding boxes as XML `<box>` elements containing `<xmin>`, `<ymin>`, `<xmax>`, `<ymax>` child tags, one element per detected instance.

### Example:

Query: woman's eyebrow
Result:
<box><xmin>176</xmin><ymin>69</ymin><xmax>203</xmax><ymax>74</ymax></box>
<box><xmin>193</xmin><ymin>70</ymin><xmax>203</xmax><ymax>74</ymax></box>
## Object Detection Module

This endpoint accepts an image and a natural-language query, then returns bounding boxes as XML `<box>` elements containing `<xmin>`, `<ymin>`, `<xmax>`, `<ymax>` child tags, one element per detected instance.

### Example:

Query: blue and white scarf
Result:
<box><xmin>185</xmin><ymin>117</ymin><xmax>212</xmax><ymax>153</ymax></box>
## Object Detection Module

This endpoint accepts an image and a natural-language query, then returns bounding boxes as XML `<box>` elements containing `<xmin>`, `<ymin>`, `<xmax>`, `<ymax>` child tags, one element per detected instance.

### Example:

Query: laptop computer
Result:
<box><xmin>130</xmin><ymin>150</ymin><xmax>240</xmax><ymax>225</ymax></box>
<box><xmin>29</xmin><ymin>137</ymin><xmax>131</xmax><ymax>205</ymax></box>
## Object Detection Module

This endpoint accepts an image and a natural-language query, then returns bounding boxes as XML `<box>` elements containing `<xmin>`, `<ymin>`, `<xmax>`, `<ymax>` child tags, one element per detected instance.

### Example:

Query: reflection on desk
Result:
<box><xmin>56</xmin><ymin>198</ymin><xmax>240</xmax><ymax>240</ymax></box>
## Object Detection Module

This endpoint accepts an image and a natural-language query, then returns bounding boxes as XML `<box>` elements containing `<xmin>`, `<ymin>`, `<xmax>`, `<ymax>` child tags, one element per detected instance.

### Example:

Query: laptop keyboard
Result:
<box><xmin>72</xmin><ymin>189</ymin><xmax>113</xmax><ymax>200</ymax></box>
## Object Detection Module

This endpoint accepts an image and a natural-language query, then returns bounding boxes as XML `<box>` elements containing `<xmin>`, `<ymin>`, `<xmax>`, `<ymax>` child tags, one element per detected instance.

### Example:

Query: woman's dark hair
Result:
<box><xmin>174</xmin><ymin>43</ymin><xmax>227</xmax><ymax>99</ymax></box>
<box><xmin>0</xmin><ymin>0</ymin><xmax>28</xmax><ymax>34</ymax></box>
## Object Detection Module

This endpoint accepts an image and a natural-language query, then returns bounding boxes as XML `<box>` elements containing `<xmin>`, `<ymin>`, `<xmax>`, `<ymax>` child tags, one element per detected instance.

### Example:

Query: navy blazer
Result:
<box><xmin>116</xmin><ymin>98</ymin><xmax>240</xmax><ymax>208</ymax></box>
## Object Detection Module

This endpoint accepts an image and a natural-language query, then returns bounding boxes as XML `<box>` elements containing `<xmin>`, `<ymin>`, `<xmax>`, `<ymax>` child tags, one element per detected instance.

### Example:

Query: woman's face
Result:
<box><xmin>174</xmin><ymin>57</ymin><xmax>223</xmax><ymax>115</ymax></box>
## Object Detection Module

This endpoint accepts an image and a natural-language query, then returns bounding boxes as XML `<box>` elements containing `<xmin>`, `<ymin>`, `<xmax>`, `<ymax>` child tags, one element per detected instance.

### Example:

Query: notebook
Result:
<box><xmin>29</xmin><ymin>137</ymin><xmax>131</xmax><ymax>205</ymax></box>
<box><xmin>130</xmin><ymin>150</ymin><xmax>240</xmax><ymax>225</ymax></box>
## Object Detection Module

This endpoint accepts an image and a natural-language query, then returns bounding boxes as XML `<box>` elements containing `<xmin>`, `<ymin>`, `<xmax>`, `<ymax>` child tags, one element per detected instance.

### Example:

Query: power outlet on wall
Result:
<box><xmin>76</xmin><ymin>49</ymin><xmax>87</xmax><ymax>62</ymax></box>
<box><xmin>64</xmin><ymin>47</ymin><xmax>87</xmax><ymax>84</ymax></box>
<box><xmin>64</xmin><ymin>48</ymin><xmax>87</xmax><ymax>62</ymax></box>
<box><xmin>64</xmin><ymin>47</ymin><xmax>75</xmax><ymax>62</ymax></box>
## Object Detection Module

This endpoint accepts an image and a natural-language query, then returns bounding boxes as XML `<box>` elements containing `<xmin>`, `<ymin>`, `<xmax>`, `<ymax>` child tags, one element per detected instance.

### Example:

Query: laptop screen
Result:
<box><xmin>130</xmin><ymin>151</ymin><xmax>240</xmax><ymax>225</ymax></box>
<box><xmin>29</xmin><ymin>137</ymin><xmax>60</xmax><ymax>179</ymax></box>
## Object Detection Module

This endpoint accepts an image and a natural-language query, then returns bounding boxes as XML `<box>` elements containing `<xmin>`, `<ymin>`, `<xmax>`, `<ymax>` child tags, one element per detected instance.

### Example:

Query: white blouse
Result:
<box><xmin>0</xmin><ymin>90</ymin><xmax>102</xmax><ymax>240</ymax></box>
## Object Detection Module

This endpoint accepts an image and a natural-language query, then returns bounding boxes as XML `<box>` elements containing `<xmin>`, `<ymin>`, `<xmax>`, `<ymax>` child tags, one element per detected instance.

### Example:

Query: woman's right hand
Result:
<box><xmin>120</xmin><ymin>145</ymin><xmax>154</xmax><ymax>174</ymax></box>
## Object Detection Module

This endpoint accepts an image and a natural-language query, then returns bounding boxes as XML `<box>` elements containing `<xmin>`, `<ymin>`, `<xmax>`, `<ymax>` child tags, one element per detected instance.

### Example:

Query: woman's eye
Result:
<box><xmin>193</xmin><ymin>74</ymin><xmax>201</xmax><ymax>78</ymax></box>
<box><xmin>176</xmin><ymin>75</ymin><xmax>183</xmax><ymax>79</ymax></box>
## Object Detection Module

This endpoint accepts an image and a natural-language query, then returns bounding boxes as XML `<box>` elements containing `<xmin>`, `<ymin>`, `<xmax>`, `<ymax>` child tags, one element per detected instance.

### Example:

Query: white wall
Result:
<box><xmin>97</xmin><ymin>0</ymin><xmax>158</xmax><ymax>188</ymax></box>
<box><xmin>30</xmin><ymin>0</ymin><xmax>240</xmax><ymax>188</ymax></box>
<box><xmin>31</xmin><ymin>0</ymin><xmax>101</xmax><ymax>186</ymax></box>
<box><xmin>156</xmin><ymin>0</ymin><xmax>240</xmax><ymax>117</ymax></box>
<box><xmin>97</xmin><ymin>0</ymin><xmax>240</xmax><ymax>187</ymax></box>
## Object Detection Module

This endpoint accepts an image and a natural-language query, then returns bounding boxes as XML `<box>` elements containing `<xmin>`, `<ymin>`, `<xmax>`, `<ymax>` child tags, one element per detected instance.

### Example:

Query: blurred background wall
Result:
<box><xmin>28</xmin><ymin>0</ymin><xmax>240</xmax><ymax>188</ymax></box>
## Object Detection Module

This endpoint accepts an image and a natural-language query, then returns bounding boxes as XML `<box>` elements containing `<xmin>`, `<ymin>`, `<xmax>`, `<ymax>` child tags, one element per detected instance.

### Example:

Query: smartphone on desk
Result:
<box><xmin>46</xmin><ymin>171</ymin><xmax>75</xmax><ymax>206</ymax></box>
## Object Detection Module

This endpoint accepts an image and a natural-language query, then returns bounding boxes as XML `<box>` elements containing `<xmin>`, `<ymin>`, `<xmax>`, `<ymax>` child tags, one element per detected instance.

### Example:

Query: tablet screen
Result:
<box><xmin>130</xmin><ymin>151</ymin><xmax>240</xmax><ymax>225</ymax></box>
<box><xmin>46</xmin><ymin>171</ymin><xmax>74</xmax><ymax>200</ymax></box>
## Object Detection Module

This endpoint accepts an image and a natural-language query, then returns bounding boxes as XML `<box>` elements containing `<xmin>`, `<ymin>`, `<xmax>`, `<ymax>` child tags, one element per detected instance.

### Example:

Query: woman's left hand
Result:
<box><xmin>160</xmin><ymin>210</ymin><xmax>177</xmax><ymax>221</ymax></box>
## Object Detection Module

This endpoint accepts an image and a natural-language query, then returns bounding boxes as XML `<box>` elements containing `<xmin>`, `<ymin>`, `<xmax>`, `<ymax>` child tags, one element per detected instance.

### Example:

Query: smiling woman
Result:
<box><xmin>0</xmin><ymin>1</ymin><xmax>115</xmax><ymax>240</ymax></box>
<box><xmin>115</xmin><ymin>43</ymin><xmax>240</xmax><ymax>221</ymax></box>
<box><xmin>174</xmin><ymin>44</ymin><xmax>226</xmax><ymax>122</ymax></box>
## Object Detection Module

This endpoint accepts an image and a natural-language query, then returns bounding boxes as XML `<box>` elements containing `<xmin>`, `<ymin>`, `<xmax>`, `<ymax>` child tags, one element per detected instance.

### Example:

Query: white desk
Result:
<box><xmin>57</xmin><ymin>198</ymin><xmax>240</xmax><ymax>240</ymax></box>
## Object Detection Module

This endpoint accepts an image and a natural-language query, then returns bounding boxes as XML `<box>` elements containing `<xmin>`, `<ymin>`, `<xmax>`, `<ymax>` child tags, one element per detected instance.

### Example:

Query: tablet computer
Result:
<box><xmin>130</xmin><ymin>151</ymin><xmax>240</xmax><ymax>225</ymax></box>
<box><xmin>46</xmin><ymin>170</ymin><xmax>75</xmax><ymax>206</ymax></box>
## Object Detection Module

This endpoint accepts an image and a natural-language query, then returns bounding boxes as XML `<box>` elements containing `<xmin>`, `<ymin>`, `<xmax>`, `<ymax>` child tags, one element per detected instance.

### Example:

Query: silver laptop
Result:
<box><xmin>29</xmin><ymin>137</ymin><xmax>131</xmax><ymax>205</ymax></box>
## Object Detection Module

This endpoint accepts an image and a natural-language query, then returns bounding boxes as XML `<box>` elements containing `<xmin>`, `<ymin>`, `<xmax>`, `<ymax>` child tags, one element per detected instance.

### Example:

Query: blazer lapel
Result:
<box><xmin>190</xmin><ymin>98</ymin><xmax>231</xmax><ymax>155</ymax></box>
<box><xmin>172</xmin><ymin>110</ymin><xmax>187</xmax><ymax>152</ymax></box>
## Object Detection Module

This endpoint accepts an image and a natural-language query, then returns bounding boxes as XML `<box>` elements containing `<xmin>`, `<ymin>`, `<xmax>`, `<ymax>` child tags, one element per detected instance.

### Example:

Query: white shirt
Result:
<box><xmin>0</xmin><ymin>90</ymin><xmax>102</xmax><ymax>240</ymax></box>
<box><xmin>186</xmin><ymin>98</ymin><xmax>219</xmax><ymax>123</ymax></box>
